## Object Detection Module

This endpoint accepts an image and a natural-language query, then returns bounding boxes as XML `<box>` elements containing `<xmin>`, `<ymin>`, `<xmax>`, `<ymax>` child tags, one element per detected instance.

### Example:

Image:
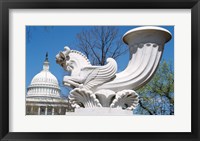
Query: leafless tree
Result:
<box><xmin>76</xmin><ymin>26</ymin><xmax>128</xmax><ymax>65</ymax></box>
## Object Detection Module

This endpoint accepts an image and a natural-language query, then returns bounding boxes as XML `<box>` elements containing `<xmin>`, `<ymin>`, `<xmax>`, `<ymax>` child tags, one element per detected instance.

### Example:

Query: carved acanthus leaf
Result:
<box><xmin>69</xmin><ymin>88</ymin><xmax>102</xmax><ymax>108</ymax></box>
<box><xmin>110</xmin><ymin>90</ymin><xmax>139</xmax><ymax>110</ymax></box>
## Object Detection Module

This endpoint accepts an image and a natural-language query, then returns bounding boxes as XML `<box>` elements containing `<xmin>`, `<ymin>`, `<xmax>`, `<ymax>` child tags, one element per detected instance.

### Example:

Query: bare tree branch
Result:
<box><xmin>76</xmin><ymin>26</ymin><xmax>128</xmax><ymax>66</ymax></box>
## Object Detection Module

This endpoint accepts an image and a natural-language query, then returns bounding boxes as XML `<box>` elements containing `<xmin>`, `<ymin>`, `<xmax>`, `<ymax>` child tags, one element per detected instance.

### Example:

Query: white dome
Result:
<box><xmin>27</xmin><ymin>57</ymin><xmax>61</xmax><ymax>98</ymax></box>
<box><xmin>31</xmin><ymin>70</ymin><xmax>59</xmax><ymax>86</ymax></box>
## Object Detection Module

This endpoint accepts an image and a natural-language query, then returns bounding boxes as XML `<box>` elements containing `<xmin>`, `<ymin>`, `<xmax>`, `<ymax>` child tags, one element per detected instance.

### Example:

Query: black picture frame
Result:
<box><xmin>0</xmin><ymin>0</ymin><xmax>199</xmax><ymax>141</ymax></box>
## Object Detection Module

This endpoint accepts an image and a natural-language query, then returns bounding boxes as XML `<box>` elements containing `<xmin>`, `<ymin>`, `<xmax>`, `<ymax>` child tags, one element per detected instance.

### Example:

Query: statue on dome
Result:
<box><xmin>45</xmin><ymin>52</ymin><xmax>48</xmax><ymax>61</ymax></box>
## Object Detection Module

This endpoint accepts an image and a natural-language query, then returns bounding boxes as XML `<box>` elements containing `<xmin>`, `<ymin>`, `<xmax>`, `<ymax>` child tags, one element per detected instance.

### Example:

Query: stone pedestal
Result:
<box><xmin>65</xmin><ymin>107</ymin><xmax>133</xmax><ymax>116</ymax></box>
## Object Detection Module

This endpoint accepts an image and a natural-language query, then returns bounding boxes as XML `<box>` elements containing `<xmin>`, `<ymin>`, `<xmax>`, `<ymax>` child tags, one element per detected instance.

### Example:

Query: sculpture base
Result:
<box><xmin>65</xmin><ymin>107</ymin><xmax>133</xmax><ymax>116</ymax></box>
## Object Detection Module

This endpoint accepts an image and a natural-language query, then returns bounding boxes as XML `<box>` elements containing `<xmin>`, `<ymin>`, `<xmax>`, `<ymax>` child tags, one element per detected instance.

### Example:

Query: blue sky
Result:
<box><xmin>26</xmin><ymin>26</ymin><xmax>174</xmax><ymax>96</ymax></box>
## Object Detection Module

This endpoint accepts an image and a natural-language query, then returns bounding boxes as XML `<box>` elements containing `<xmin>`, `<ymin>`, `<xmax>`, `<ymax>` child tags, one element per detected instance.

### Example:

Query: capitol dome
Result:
<box><xmin>31</xmin><ymin>70</ymin><xmax>59</xmax><ymax>87</ymax></box>
<box><xmin>27</xmin><ymin>53</ymin><xmax>61</xmax><ymax>98</ymax></box>
<box><xmin>26</xmin><ymin>53</ymin><xmax>74</xmax><ymax>115</ymax></box>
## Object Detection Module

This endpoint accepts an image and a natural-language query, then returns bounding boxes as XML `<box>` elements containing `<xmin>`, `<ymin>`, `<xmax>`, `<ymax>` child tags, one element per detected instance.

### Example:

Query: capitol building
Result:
<box><xmin>26</xmin><ymin>53</ymin><xmax>74</xmax><ymax>115</ymax></box>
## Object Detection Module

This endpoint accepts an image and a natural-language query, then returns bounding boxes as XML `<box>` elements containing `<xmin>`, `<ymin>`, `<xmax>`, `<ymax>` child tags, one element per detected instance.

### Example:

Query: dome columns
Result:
<box><xmin>26</xmin><ymin>104</ymin><xmax>67</xmax><ymax>115</ymax></box>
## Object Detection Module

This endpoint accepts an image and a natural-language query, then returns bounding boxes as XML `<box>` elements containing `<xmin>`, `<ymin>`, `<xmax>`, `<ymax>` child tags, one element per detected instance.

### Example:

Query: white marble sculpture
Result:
<box><xmin>56</xmin><ymin>26</ymin><xmax>172</xmax><ymax>114</ymax></box>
